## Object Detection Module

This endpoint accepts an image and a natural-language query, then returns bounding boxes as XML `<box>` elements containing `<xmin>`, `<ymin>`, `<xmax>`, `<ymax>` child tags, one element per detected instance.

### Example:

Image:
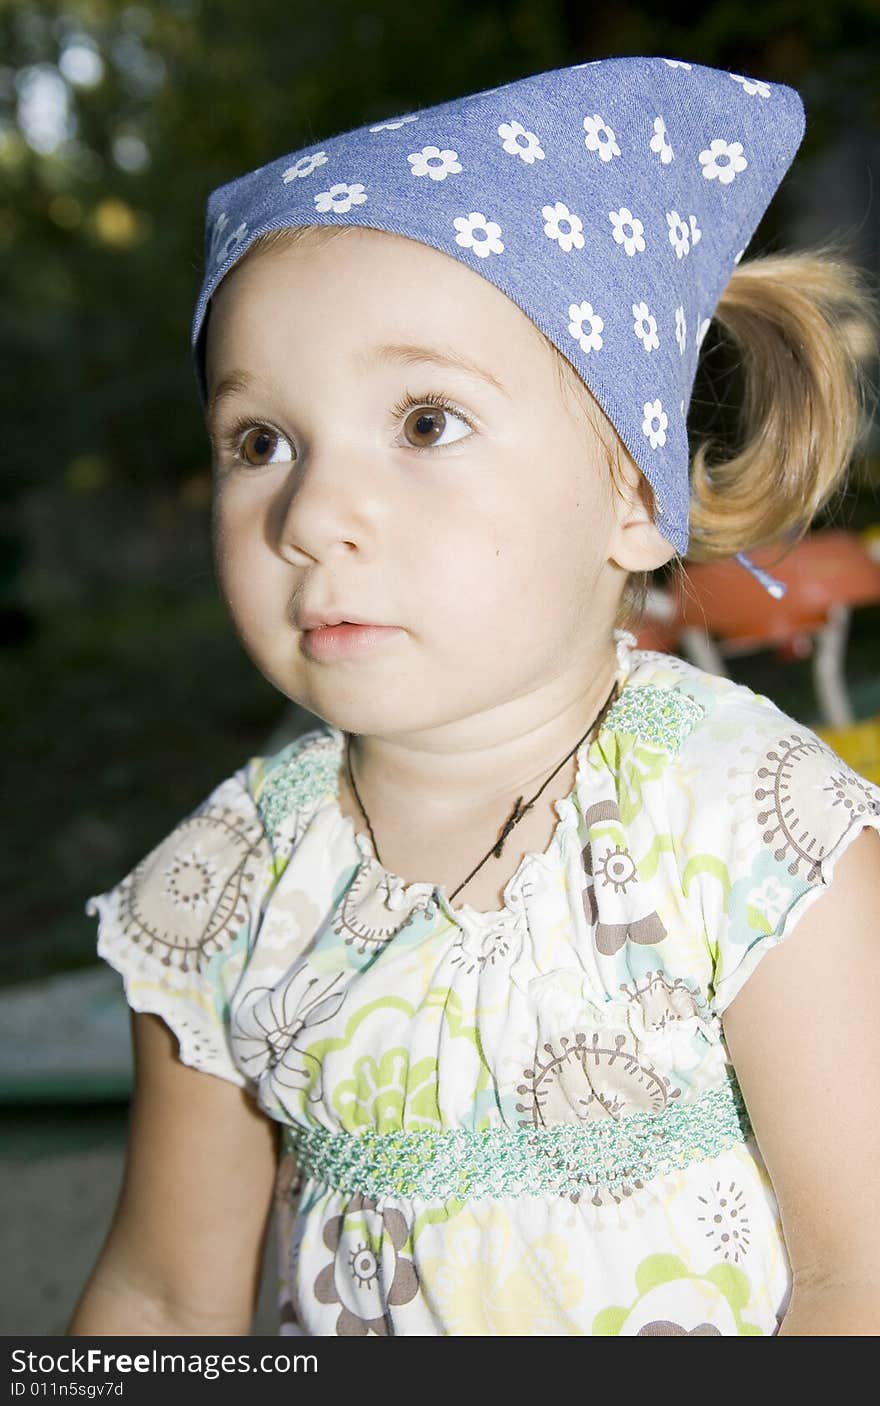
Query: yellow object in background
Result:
<box><xmin>861</xmin><ymin>523</ymin><xmax>880</xmax><ymax>564</ymax></box>
<box><xmin>816</xmin><ymin>714</ymin><xmax>880</xmax><ymax>785</ymax></box>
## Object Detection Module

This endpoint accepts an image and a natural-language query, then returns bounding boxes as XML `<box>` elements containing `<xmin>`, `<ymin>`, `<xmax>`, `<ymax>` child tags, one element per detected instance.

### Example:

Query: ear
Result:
<box><xmin>607</xmin><ymin>448</ymin><xmax>679</xmax><ymax>573</ymax></box>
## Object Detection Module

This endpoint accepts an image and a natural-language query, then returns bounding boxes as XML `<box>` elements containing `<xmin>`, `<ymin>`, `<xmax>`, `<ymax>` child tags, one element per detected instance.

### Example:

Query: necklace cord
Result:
<box><xmin>345</xmin><ymin>674</ymin><xmax>621</xmax><ymax>904</ymax></box>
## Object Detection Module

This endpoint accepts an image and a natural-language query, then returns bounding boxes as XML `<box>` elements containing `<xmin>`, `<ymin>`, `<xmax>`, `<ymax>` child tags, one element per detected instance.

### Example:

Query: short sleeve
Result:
<box><xmin>85</xmin><ymin>759</ymin><xmax>274</xmax><ymax>1088</ymax></box>
<box><xmin>706</xmin><ymin>717</ymin><xmax>880</xmax><ymax>1017</ymax></box>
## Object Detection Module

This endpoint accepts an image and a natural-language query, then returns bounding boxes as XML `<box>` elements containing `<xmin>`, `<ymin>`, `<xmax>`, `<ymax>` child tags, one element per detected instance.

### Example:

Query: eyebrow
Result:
<box><xmin>206</xmin><ymin>342</ymin><xmax>510</xmax><ymax>420</ymax></box>
<box><xmin>359</xmin><ymin>342</ymin><xmax>511</xmax><ymax>397</ymax></box>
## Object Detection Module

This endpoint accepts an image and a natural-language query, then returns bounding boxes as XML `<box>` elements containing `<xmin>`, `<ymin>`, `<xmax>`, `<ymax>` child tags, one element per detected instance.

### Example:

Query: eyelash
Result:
<box><xmin>215</xmin><ymin>390</ymin><xmax>476</xmax><ymax>467</ymax></box>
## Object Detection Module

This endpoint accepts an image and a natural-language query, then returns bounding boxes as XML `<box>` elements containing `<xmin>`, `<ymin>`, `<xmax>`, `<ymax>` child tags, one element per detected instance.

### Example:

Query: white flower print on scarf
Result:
<box><xmin>675</xmin><ymin>305</ymin><xmax>687</xmax><ymax>354</ymax></box>
<box><xmin>313</xmin><ymin>182</ymin><xmax>368</xmax><ymax>213</ymax></box>
<box><xmin>568</xmin><ymin>301</ymin><xmax>604</xmax><ymax>353</ymax></box>
<box><xmin>208</xmin><ymin>211</ymin><xmax>248</xmax><ymax>268</ymax></box>
<box><xmin>666</xmin><ymin>210</ymin><xmax>701</xmax><ymax>258</ymax></box>
<box><xmin>542</xmin><ymin>201</ymin><xmax>585</xmax><ymax>252</ymax></box>
<box><xmin>582</xmin><ymin>113</ymin><xmax>621</xmax><ymax>162</ymax></box>
<box><xmin>282</xmin><ymin>152</ymin><xmax>328</xmax><ymax>182</ymax></box>
<box><xmin>699</xmin><ymin>138</ymin><xmax>748</xmax><ymax>184</ymax></box>
<box><xmin>369</xmin><ymin>113</ymin><xmax>418</xmax><ymax>132</ymax></box>
<box><xmin>408</xmin><ymin>146</ymin><xmax>462</xmax><ymax>181</ymax></box>
<box><xmin>609</xmin><ymin>207</ymin><xmax>646</xmax><ymax>256</ymax></box>
<box><xmin>642</xmin><ymin>399</ymin><xmax>668</xmax><ymax>449</ymax></box>
<box><xmin>453</xmin><ymin>211</ymin><xmax>504</xmax><ymax>257</ymax></box>
<box><xmin>649</xmin><ymin>116</ymin><xmax>674</xmax><ymax>164</ymax></box>
<box><xmin>632</xmin><ymin>302</ymin><xmax>660</xmax><ymax>352</ymax></box>
<box><xmin>497</xmin><ymin>120</ymin><xmax>545</xmax><ymax>163</ymax></box>
<box><xmin>730</xmin><ymin>73</ymin><xmax>771</xmax><ymax>99</ymax></box>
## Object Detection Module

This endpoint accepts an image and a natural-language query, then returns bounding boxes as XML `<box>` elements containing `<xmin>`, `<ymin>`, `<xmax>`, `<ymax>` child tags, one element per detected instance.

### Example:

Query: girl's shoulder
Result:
<box><xmin>606</xmin><ymin>645</ymin><xmax>878</xmax><ymax>797</ymax></box>
<box><xmin>610</xmin><ymin>648</ymin><xmax>880</xmax><ymax>1015</ymax></box>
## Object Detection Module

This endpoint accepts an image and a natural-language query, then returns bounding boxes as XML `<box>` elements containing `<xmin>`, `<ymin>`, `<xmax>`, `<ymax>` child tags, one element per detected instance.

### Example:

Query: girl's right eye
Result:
<box><xmin>217</xmin><ymin>417</ymin><xmax>293</xmax><ymax>469</ymax></box>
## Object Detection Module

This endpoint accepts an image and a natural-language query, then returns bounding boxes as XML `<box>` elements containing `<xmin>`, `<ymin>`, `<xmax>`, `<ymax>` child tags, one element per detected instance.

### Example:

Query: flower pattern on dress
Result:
<box><xmin>417</xmin><ymin>1207</ymin><xmax>585</xmax><ymax>1334</ymax></box>
<box><xmin>452</xmin><ymin>211</ymin><xmax>504</xmax><ymax>257</ymax></box>
<box><xmin>632</xmin><ymin>301</ymin><xmax>660</xmax><ymax>353</ymax></box>
<box><xmin>313</xmin><ymin>182</ymin><xmax>368</xmax><ymax>213</ymax></box>
<box><xmin>593</xmin><ymin>1253</ymin><xmax>757</xmax><ymax>1335</ymax></box>
<box><xmin>497</xmin><ymin>120</ymin><xmax>544</xmax><ymax>163</ymax></box>
<box><xmin>231</xmin><ymin>968</ymin><xmax>348</xmax><ymax>1112</ymax></box>
<box><xmin>699</xmin><ymin>138</ymin><xmax>748</xmax><ymax>184</ymax></box>
<box><xmin>609</xmin><ymin>207</ymin><xmax>646</xmax><ymax>256</ymax></box>
<box><xmin>642</xmin><ymin>399</ymin><xmax>668</xmax><ymax>448</ymax></box>
<box><xmin>649</xmin><ymin>115</ymin><xmax>674</xmax><ymax>164</ymax></box>
<box><xmin>580</xmin><ymin>810</ymin><xmax>668</xmax><ymax>958</ymax></box>
<box><xmin>744</xmin><ymin>875</ymin><xmax>791</xmax><ymax>931</ymax></box>
<box><xmin>92</xmin><ymin>645</ymin><xmax>880</xmax><ymax>1335</ymax></box>
<box><xmin>542</xmin><ymin>201</ymin><xmax>585</xmax><ymax>252</ymax></box>
<box><xmin>582</xmin><ymin>113</ymin><xmax>621</xmax><ymax>162</ymax></box>
<box><xmin>695</xmin><ymin>1180</ymin><xmax>753</xmax><ymax>1263</ymax></box>
<box><xmin>282</xmin><ymin>152</ymin><xmax>328</xmax><ymax>182</ymax></box>
<box><xmin>313</xmin><ymin>1194</ymin><xmax>419</xmax><ymax>1335</ymax></box>
<box><xmin>568</xmin><ymin>300</ymin><xmax>604</xmax><ymax>353</ymax></box>
<box><xmin>407</xmin><ymin>146</ymin><xmax>462</xmax><ymax>181</ymax></box>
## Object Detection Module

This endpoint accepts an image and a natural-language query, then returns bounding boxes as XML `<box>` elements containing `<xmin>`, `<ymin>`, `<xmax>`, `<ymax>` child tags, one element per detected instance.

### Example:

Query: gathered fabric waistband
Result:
<box><xmin>282</xmin><ymin>1078</ymin><xmax>752</xmax><ymax>1200</ymax></box>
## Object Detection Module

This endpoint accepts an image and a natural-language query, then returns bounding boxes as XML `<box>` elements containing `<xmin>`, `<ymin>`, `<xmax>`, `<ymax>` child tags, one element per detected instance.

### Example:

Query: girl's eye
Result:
<box><xmin>218</xmin><ymin>421</ymin><xmax>293</xmax><ymax>469</ymax></box>
<box><xmin>392</xmin><ymin>391</ymin><xmax>475</xmax><ymax>453</ymax></box>
<box><xmin>215</xmin><ymin>390</ymin><xmax>474</xmax><ymax>470</ymax></box>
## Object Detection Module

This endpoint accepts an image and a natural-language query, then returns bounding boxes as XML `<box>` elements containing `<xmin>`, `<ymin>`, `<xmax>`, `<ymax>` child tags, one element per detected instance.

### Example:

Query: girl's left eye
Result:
<box><xmin>214</xmin><ymin>391</ymin><xmax>474</xmax><ymax>469</ymax></box>
<box><xmin>390</xmin><ymin>390</ymin><xmax>475</xmax><ymax>453</ymax></box>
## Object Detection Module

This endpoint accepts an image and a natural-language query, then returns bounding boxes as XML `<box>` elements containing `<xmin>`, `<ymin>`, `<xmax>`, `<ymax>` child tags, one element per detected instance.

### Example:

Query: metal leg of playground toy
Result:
<box><xmin>813</xmin><ymin>603</ymin><xmax>853</xmax><ymax>729</ymax></box>
<box><xmin>678</xmin><ymin>626</ymin><xmax>729</xmax><ymax>678</ymax></box>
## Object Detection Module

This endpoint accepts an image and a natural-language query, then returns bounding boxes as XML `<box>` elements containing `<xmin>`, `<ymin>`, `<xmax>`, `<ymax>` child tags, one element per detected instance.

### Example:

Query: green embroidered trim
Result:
<box><xmin>601</xmin><ymin>685</ymin><xmax>704</xmax><ymax>754</ymax></box>
<box><xmin>257</xmin><ymin>731</ymin><xmax>340</xmax><ymax>839</ymax></box>
<box><xmin>283</xmin><ymin>1078</ymin><xmax>751</xmax><ymax>1199</ymax></box>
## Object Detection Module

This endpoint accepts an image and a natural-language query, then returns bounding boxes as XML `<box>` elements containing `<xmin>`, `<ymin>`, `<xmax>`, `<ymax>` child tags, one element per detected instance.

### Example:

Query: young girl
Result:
<box><xmin>70</xmin><ymin>55</ymin><xmax>880</xmax><ymax>1337</ymax></box>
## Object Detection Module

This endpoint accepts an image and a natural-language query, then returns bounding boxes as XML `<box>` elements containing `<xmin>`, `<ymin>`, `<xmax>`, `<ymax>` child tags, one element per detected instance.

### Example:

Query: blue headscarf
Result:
<box><xmin>191</xmin><ymin>55</ymin><xmax>805</xmax><ymax>593</ymax></box>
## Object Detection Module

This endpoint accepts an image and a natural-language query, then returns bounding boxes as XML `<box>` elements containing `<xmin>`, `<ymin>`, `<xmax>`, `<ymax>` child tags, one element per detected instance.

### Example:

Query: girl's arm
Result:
<box><xmin>67</xmin><ymin>1011</ymin><xmax>280</xmax><ymax>1336</ymax></box>
<box><xmin>721</xmin><ymin>827</ymin><xmax>880</xmax><ymax>1336</ymax></box>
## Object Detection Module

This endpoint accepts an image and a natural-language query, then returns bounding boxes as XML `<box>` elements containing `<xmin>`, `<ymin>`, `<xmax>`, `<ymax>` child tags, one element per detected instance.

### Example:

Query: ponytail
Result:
<box><xmin>687</xmin><ymin>245</ymin><xmax>879</xmax><ymax>561</ymax></box>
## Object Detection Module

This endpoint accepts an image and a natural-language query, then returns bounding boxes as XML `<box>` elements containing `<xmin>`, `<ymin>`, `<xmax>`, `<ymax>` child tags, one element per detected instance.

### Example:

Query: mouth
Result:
<box><xmin>299</xmin><ymin>620</ymin><xmax>405</xmax><ymax>660</ymax></box>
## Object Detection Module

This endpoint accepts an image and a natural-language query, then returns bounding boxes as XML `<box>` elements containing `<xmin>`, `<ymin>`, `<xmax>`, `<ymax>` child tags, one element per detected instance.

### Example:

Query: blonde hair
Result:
<box><xmin>230</xmin><ymin>226</ymin><xmax>880</xmax><ymax>632</ymax></box>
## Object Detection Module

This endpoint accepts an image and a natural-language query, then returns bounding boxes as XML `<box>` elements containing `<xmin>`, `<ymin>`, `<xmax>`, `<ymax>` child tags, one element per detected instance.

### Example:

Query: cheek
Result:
<box><xmin>410</xmin><ymin>503</ymin><xmax>576</xmax><ymax>645</ymax></box>
<box><xmin>212</xmin><ymin>513</ymin><xmax>276</xmax><ymax>625</ymax></box>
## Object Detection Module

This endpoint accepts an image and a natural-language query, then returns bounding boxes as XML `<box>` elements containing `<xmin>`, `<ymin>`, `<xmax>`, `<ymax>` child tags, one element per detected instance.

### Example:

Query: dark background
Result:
<box><xmin>1</xmin><ymin>0</ymin><xmax>878</xmax><ymax>985</ymax></box>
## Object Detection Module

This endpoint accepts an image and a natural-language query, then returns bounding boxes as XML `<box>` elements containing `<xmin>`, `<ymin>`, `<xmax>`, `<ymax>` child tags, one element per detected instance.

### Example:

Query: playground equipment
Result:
<box><xmin>632</xmin><ymin>529</ymin><xmax>880</xmax><ymax>782</ymax></box>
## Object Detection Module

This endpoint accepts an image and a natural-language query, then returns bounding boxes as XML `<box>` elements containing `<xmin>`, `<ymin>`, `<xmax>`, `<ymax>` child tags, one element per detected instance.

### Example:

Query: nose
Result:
<box><xmin>275</xmin><ymin>446</ymin><xmax>378</xmax><ymax>567</ymax></box>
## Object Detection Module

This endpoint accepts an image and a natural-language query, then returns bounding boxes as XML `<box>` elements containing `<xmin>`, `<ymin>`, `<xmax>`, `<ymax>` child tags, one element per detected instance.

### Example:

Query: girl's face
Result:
<box><xmin>205</xmin><ymin>227</ymin><xmax>671</xmax><ymax>740</ymax></box>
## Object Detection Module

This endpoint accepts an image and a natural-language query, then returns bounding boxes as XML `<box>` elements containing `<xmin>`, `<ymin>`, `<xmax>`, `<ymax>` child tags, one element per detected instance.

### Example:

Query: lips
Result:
<box><xmin>299</xmin><ymin>620</ymin><xmax>405</xmax><ymax>660</ymax></box>
<box><xmin>296</xmin><ymin>608</ymin><xmax>381</xmax><ymax>631</ymax></box>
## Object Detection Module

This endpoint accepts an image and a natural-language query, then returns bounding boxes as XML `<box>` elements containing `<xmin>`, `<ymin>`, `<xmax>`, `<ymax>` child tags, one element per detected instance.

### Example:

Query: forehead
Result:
<box><xmin>204</xmin><ymin>226</ymin><xmax>554</xmax><ymax>392</ymax></box>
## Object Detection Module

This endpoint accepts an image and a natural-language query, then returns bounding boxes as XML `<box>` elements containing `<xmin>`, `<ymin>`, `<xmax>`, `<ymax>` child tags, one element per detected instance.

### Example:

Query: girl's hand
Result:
<box><xmin>722</xmin><ymin>827</ymin><xmax>880</xmax><ymax>1335</ymax></box>
<box><xmin>67</xmin><ymin>1011</ymin><xmax>280</xmax><ymax>1336</ymax></box>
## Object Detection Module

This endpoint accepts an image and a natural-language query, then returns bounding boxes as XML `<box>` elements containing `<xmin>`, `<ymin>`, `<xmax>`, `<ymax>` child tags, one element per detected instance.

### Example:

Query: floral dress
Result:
<box><xmin>86</xmin><ymin>635</ymin><xmax>880</xmax><ymax>1336</ymax></box>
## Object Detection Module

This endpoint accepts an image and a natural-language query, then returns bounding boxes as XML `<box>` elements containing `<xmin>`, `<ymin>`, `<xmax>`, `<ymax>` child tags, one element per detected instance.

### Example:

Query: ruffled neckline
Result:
<box><xmin>320</xmin><ymin>630</ymin><xmax>639</xmax><ymax>929</ymax></box>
